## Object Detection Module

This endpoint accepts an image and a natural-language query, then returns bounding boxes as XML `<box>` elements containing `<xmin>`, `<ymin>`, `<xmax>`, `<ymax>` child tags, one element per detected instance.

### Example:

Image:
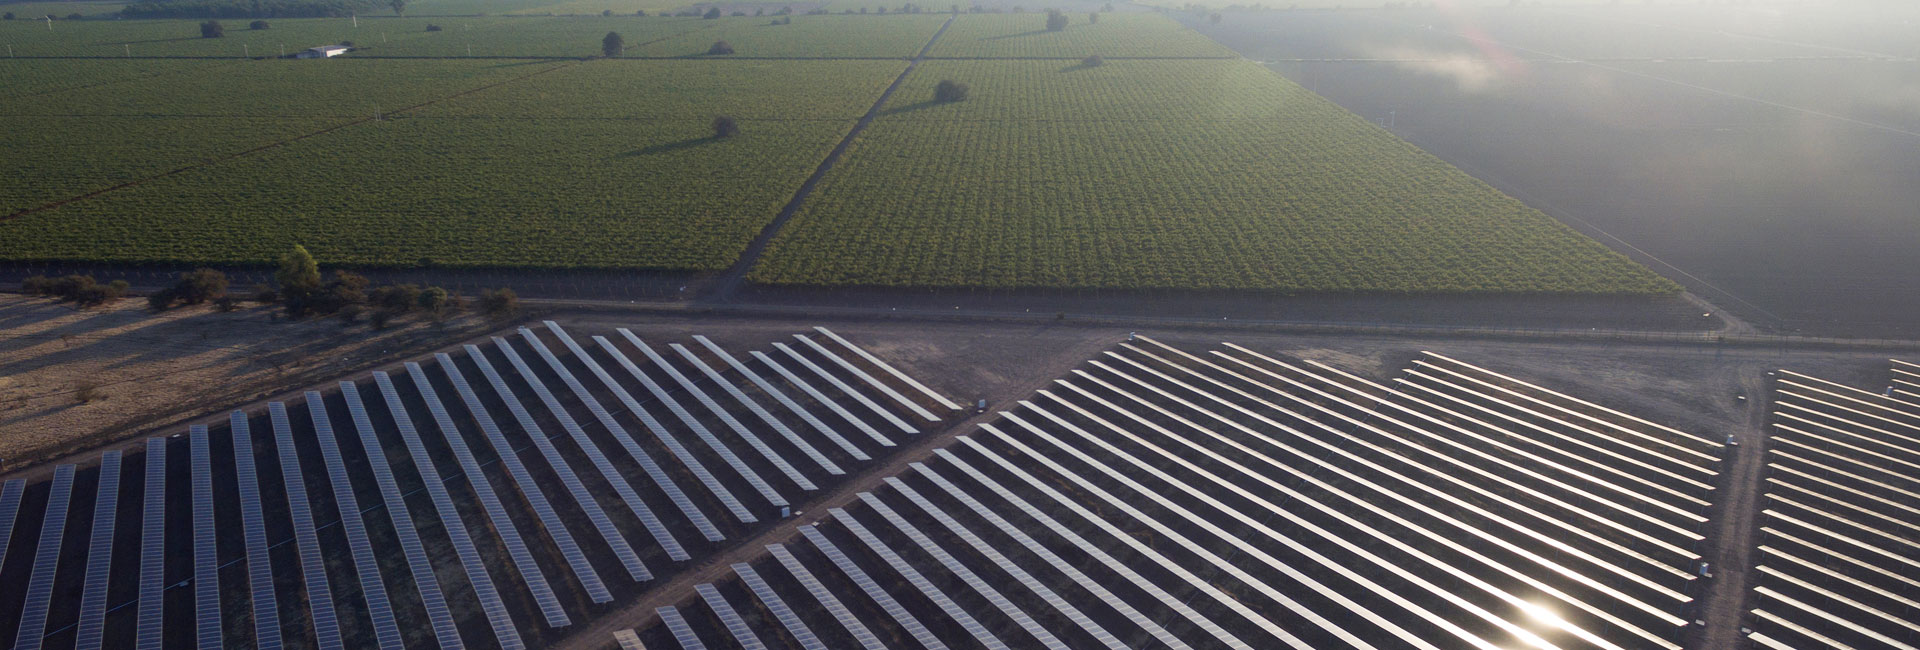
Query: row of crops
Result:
<box><xmin>751</xmin><ymin>59</ymin><xmax>1678</xmax><ymax>294</ymax></box>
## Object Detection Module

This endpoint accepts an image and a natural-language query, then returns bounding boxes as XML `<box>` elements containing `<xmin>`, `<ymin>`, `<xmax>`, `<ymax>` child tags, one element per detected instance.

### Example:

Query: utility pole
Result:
<box><xmin>125</xmin><ymin>44</ymin><xmax>130</xmax><ymax>57</ymax></box>
<box><xmin>243</xmin><ymin>44</ymin><xmax>249</xmax><ymax>58</ymax></box>
<box><xmin>1389</xmin><ymin>109</ymin><xmax>1395</xmax><ymax>129</ymax></box>
<box><xmin>352</xmin><ymin>13</ymin><xmax>357</xmax><ymax>27</ymax></box>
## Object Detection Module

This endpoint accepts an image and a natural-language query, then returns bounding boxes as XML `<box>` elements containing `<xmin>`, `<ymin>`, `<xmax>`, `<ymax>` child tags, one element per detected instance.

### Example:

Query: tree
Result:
<box><xmin>703</xmin><ymin>6</ymin><xmax>720</xmax><ymax>18</ymax></box>
<box><xmin>389</xmin><ymin>0</ymin><xmax>405</xmax><ymax>15</ymax></box>
<box><xmin>3</xmin><ymin>12</ymin><xmax>13</xmax><ymax>20</ymax></box>
<box><xmin>200</xmin><ymin>20</ymin><xmax>223</xmax><ymax>38</ymax></box>
<box><xmin>707</xmin><ymin>39</ymin><xmax>734</xmax><ymax>54</ymax></box>
<box><xmin>1208</xmin><ymin>11</ymin><xmax>1221</xmax><ymax>23</ymax></box>
<box><xmin>249</xmin><ymin>19</ymin><xmax>269</xmax><ymax>29</ymax></box>
<box><xmin>934</xmin><ymin>79</ymin><xmax>968</xmax><ymax>103</ymax></box>
<box><xmin>1045</xmin><ymin>8</ymin><xmax>1067</xmax><ymax>30</ymax></box>
<box><xmin>1081</xmin><ymin>53</ymin><xmax>1103</xmax><ymax>67</ymax></box>
<box><xmin>175</xmin><ymin>268</ymin><xmax>229</xmax><ymax>304</ymax></box>
<box><xmin>417</xmin><ymin>286</ymin><xmax>451</xmax><ymax>315</ymax></box>
<box><xmin>602</xmin><ymin>31</ymin><xmax>623</xmax><ymax>56</ymax></box>
<box><xmin>712</xmin><ymin>114</ymin><xmax>738</xmax><ymax>138</ymax></box>
<box><xmin>1102</xmin><ymin>1</ymin><xmax>1113</xmax><ymax>10</ymax></box>
<box><xmin>275</xmin><ymin>244</ymin><xmax>321</xmax><ymax>295</ymax></box>
<box><xmin>1087</xmin><ymin>11</ymin><xmax>1096</xmax><ymax>23</ymax></box>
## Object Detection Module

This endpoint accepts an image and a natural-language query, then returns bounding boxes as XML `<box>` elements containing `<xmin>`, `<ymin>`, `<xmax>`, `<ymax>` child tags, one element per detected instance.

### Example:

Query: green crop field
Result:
<box><xmin>0</xmin><ymin>58</ymin><xmax>900</xmax><ymax>268</ymax></box>
<box><xmin>750</xmin><ymin>60</ymin><xmax>1677</xmax><ymax>294</ymax></box>
<box><xmin>0</xmin><ymin>10</ymin><xmax>1675</xmax><ymax>295</ymax></box>
<box><xmin>1</xmin><ymin>1</ymin><xmax>126</xmax><ymax>18</ymax></box>
<box><xmin>928</xmin><ymin>12</ymin><xmax>1233</xmax><ymax>58</ymax></box>
<box><xmin>625</xmin><ymin>14</ymin><xmax>946</xmax><ymax>58</ymax></box>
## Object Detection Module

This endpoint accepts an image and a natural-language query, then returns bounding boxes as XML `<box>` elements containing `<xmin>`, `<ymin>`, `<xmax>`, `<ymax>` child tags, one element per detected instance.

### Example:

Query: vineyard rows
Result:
<box><xmin>753</xmin><ymin>60</ymin><xmax>1677</xmax><ymax>294</ymax></box>
<box><xmin>624</xmin><ymin>14</ymin><xmax>948</xmax><ymax>58</ymax></box>
<box><xmin>929</xmin><ymin>13</ymin><xmax>1234</xmax><ymax>58</ymax></box>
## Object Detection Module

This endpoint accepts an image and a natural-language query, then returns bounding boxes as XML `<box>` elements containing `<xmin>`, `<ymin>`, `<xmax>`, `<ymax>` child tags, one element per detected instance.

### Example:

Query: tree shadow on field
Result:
<box><xmin>617</xmin><ymin>136</ymin><xmax>722</xmax><ymax>157</ymax></box>
<box><xmin>878</xmin><ymin>99</ymin><xmax>942</xmax><ymax>117</ymax></box>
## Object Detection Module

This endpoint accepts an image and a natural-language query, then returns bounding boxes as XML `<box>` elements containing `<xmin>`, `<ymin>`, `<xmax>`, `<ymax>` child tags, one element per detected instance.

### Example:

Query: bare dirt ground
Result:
<box><xmin>0</xmin><ymin>294</ymin><xmax>514</xmax><ymax>472</ymax></box>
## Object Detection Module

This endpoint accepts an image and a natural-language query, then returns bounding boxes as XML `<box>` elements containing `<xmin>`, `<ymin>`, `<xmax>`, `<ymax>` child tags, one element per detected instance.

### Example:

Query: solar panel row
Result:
<box><xmin>766</xmin><ymin>542</ymin><xmax>888</xmax><ymax>650</ymax></box>
<box><xmin>228</xmin><ymin>411</ymin><xmax>283</xmax><ymax>650</ymax></box>
<box><xmin>306</xmin><ymin>390</ymin><xmax>407</xmax><ymax>650</ymax></box>
<box><xmin>465</xmin><ymin>344</ymin><xmax>664</xmax><ymax>573</ymax></box>
<box><xmin>12</xmin><ymin>464</ymin><xmax>76</xmax><ymax>650</ymax></box>
<box><xmin>268</xmin><ymin>403</ymin><xmax>344</xmax><ymax>650</ymax></box>
<box><xmin>373</xmin><ymin>371</ymin><xmax>525</xmax><ymax>650</ymax></box>
<box><xmin>405</xmin><ymin>362</ymin><xmax>570</xmax><ymax>628</ymax></box>
<box><xmin>622</xmin><ymin>330</ymin><xmax>814</xmax><ymax>491</ymax></box>
<box><xmin>340</xmin><ymin>381</ymin><xmax>464</xmax><ymax>650</ymax></box>
<box><xmin>135</xmin><ymin>439</ymin><xmax>166</xmax><ymax>650</ymax></box>
<box><xmin>189</xmin><ymin>425</ymin><xmax>221</xmax><ymax>650</ymax></box>
<box><xmin>694</xmin><ymin>335</ymin><xmax>871</xmax><ymax>461</ymax></box>
<box><xmin>438</xmin><ymin>353</ymin><xmax>614</xmax><ymax>602</ymax></box>
<box><xmin>731</xmin><ymin>562</ymin><xmax>828</xmax><ymax>650</ymax></box>
<box><xmin>794</xmin><ymin>525</ymin><xmax>947</xmax><ymax>650</ymax></box>
<box><xmin>509</xmin><ymin>332</ymin><xmax>726</xmax><ymax>540</ymax></box>
<box><xmin>657</xmin><ymin>606</ymin><xmax>708</xmax><ymax>650</ymax></box>
<box><xmin>694</xmin><ymin>583</ymin><xmax>767</xmax><ymax>650</ymax></box>
<box><xmin>813</xmin><ymin>326</ymin><xmax>964</xmax><ymax>411</ymax></box>
<box><xmin>75</xmin><ymin>450</ymin><xmax>123</xmax><ymax>650</ymax></box>
<box><xmin>1750</xmin><ymin>368</ymin><xmax>1920</xmax><ymax>650</ymax></box>
<box><xmin>0</xmin><ymin>479</ymin><xmax>23</xmax><ymax>571</ymax></box>
<box><xmin>671</xmin><ymin>342</ymin><xmax>843</xmax><ymax>475</ymax></box>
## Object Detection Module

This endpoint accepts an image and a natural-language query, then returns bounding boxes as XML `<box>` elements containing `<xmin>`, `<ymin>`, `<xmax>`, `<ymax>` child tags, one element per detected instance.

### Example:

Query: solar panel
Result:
<box><xmin>945</xmin><ymin>436</ymin><xmax>1296</xmax><ymax>650</ymax></box>
<box><xmin>373</xmin><ymin>372</ymin><xmax>525</xmax><ymax>650</ymax></box>
<box><xmin>75</xmin><ymin>450</ymin><xmax>123</xmax><ymax>650</ymax></box>
<box><xmin>613</xmin><ymin>629</ymin><xmax>649</xmax><ymax>650</ymax></box>
<box><xmin>575</xmin><ymin>327</ymin><xmax>780</xmax><ymax>512</ymax></box>
<box><xmin>0</xmin><ymin>479</ymin><xmax>23</xmax><ymax>571</ymax></box>
<box><xmin>695</xmin><ymin>583</ymin><xmax>768</xmax><ymax>650</ymax></box>
<box><xmin>750</xmin><ymin>350</ymin><xmax>894</xmax><ymax>448</ymax></box>
<box><xmin>229</xmin><ymin>411</ymin><xmax>285</xmax><ymax>650</ymax></box>
<box><xmin>732</xmin><ymin>562</ymin><xmax>829</xmax><ymax>650</ymax></box>
<box><xmin>1203</xmin><ymin>348</ymin><xmax>1693</xmax><ymax>584</ymax></box>
<box><xmin>267</xmin><ymin>403</ymin><xmax>344</xmax><ymax>650</ymax></box>
<box><xmin>795</xmin><ymin>334</ymin><xmax>941</xmax><ymax>422</ymax></box>
<box><xmin>12</xmin><ymin>463</ymin><xmax>76</xmax><ymax>650</ymax></box>
<box><xmin>656</xmin><ymin>606</ymin><xmax>708</xmax><ymax>650</ymax></box>
<box><xmin>508</xmin><ymin>332</ymin><xmax>727</xmax><ymax>540</ymax></box>
<box><xmin>693</xmin><ymin>335</ymin><xmax>870</xmax><ymax>461</ymax></box>
<box><xmin>438</xmin><ymin>353</ymin><xmax>615</xmax><ymax>600</ymax></box>
<box><xmin>909</xmin><ymin>462</ymin><xmax>1195</xmax><ymax>650</ymax></box>
<box><xmin>189</xmin><ymin>425</ymin><xmax>221</xmax><ymax>650</ymax></box>
<box><xmin>1091</xmin><ymin>356</ymin><xmax>1682</xmax><ymax>648</ymax></box>
<box><xmin>537</xmin><ymin>324</ymin><xmax>768</xmax><ymax>517</ymax></box>
<box><xmin>339</xmin><ymin>381</ymin><xmax>464</xmax><ymax>650</ymax></box>
<box><xmin>306</xmin><ymin>391</ymin><xmax>406</xmax><ymax>650</ymax></box>
<box><xmin>490</xmin><ymin>335</ymin><xmax>709</xmax><ymax>550</ymax></box>
<box><xmin>465</xmin><ymin>346</ymin><xmax>660</xmax><ymax>573</ymax></box>
<box><xmin>619</xmin><ymin>330</ymin><xmax>816</xmax><ymax>491</ymax></box>
<box><xmin>1026</xmin><ymin>388</ymin><xmax>1561</xmax><ymax>650</ymax></box>
<box><xmin>774</xmin><ymin>342</ymin><xmax>918</xmax><ymax>435</ymax></box>
<box><xmin>405</xmin><ymin>362</ymin><xmax>570</xmax><ymax>628</ymax></box>
<box><xmin>854</xmin><ymin>493</ymin><xmax>1068</xmax><ymax>650</ymax></box>
<box><xmin>672</xmin><ymin>342</ymin><xmax>842</xmax><ymax>475</ymax></box>
<box><xmin>135</xmin><ymin>439</ymin><xmax>166</xmax><ymax>650</ymax></box>
<box><xmin>990</xmin><ymin>410</ymin><xmax>1429</xmax><ymax>650</ymax></box>
<box><xmin>830</xmin><ymin>508</ymin><xmax>1006</xmax><ymax>650</ymax></box>
<box><xmin>883</xmin><ymin>477</ymin><xmax>1125</xmax><ymax>650</ymax></box>
<box><xmin>814</xmin><ymin>327</ymin><xmax>964</xmax><ymax>411</ymax></box>
<box><xmin>766</xmin><ymin>542</ymin><xmax>888</xmax><ymax>650</ymax></box>
<box><xmin>795</xmin><ymin>525</ymin><xmax>948</xmax><ymax>650</ymax></box>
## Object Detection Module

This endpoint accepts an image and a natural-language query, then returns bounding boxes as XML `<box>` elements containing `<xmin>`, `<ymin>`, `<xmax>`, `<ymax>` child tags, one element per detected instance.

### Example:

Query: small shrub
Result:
<box><xmin>249</xmin><ymin>283</ymin><xmax>278</xmax><ymax>304</ymax></box>
<box><xmin>417</xmin><ymin>286</ymin><xmax>451</xmax><ymax>315</ymax></box>
<box><xmin>213</xmin><ymin>295</ymin><xmax>242</xmax><ymax>312</ymax></box>
<box><xmin>74</xmin><ymin>382</ymin><xmax>101</xmax><ymax>405</ymax></box>
<box><xmin>707</xmin><ymin>40</ymin><xmax>734</xmax><ymax>55</ymax></box>
<box><xmin>703</xmin><ymin>6</ymin><xmax>720</xmax><ymax>18</ymax></box>
<box><xmin>249</xmin><ymin>19</ymin><xmax>269</xmax><ymax>29</ymax></box>
<box><xmin>370</xmin><ymin>283</ymin><xmax>422</xmax><ymax>312</ymax></box>
<box><xmin>1088</xmin><ymin>11</ymin><xmax>1096</xmax><ymax>23</ymax></box>
<box><xmin>200</xmin><ymin>19</ymin><xmax>223</xmax><ymax>38</ymax></box>
<box><xmin>337</xmin><ymin>303</ymin><xmax>364</xmax><ymax>323</ymax></box>
<box><xmin>635</xmin><ymin>9</ymin><xmax>646</xmax><ymax>16</ymax></box>
<box><xmin>148</xmin><ymin>290</ymin><xmax>178</xmax><ymax>312</ymax></box>
<box><xmin>174</xmin><ymin>268</ymin><xmax>229</xmax><ymax>305</ymax></box>
<box><xmin>369</xmin><ymin>309</ymin><xmax>395</xmax><ymax>330</ymax></box>
<box><xmin>730</xmin><ymin>10</ymin><xmax>745</xmax><ymax>16</ymax></box>
<box><xmin>478</xmin><ymin>287</ymin><xmax>520</xmax><ymax>318</ymax></box>
<box><xmin>3</xmin><ymin>12</ymin><xmax>14</xmax><ymax>20</ymax></box>
<box><xmin>21</xmin><ymin>275</ymin><xmax>53</xmax><ymax>296</ymax></box>
<box><xmin>66</xmin><ymin>12</ymin><xmax>83</xmax><ymax>19</ymax></box>
<box><xmin>934</xmin><ymin>79</ymin><xmax>969</xmax><ymax>103</ymax></box>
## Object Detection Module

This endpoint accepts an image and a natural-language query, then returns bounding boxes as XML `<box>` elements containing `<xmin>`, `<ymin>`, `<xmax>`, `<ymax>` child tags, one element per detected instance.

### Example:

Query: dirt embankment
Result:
<box><xmin>0</xmin><ymin>294</ymin><xmax>511</xmax><ymax>473</ymax></box>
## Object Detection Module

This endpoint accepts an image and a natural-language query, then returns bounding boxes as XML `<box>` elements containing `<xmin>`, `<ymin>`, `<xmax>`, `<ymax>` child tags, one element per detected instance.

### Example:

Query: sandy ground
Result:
<box><xmin>0</xmin><ymin>294</ymin><xmax>512</xmax><ymax>471</ymax></box>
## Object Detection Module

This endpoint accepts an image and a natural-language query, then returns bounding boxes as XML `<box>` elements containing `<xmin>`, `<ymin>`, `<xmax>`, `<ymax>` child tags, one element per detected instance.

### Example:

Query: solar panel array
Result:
<box><xmin>0</xmin><ymin>323</ymin><xmax>955</xmax><ymax>650</ymax></box>
<box><xmin>1747</xmin><ymin>363</ymin><xmax>1920</xmax><ymax>650</ymax></box>
<box><xmin>635</xmin><ymin>338</ymin><xmax>1725</xmax><ymax>650</ymax></box>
